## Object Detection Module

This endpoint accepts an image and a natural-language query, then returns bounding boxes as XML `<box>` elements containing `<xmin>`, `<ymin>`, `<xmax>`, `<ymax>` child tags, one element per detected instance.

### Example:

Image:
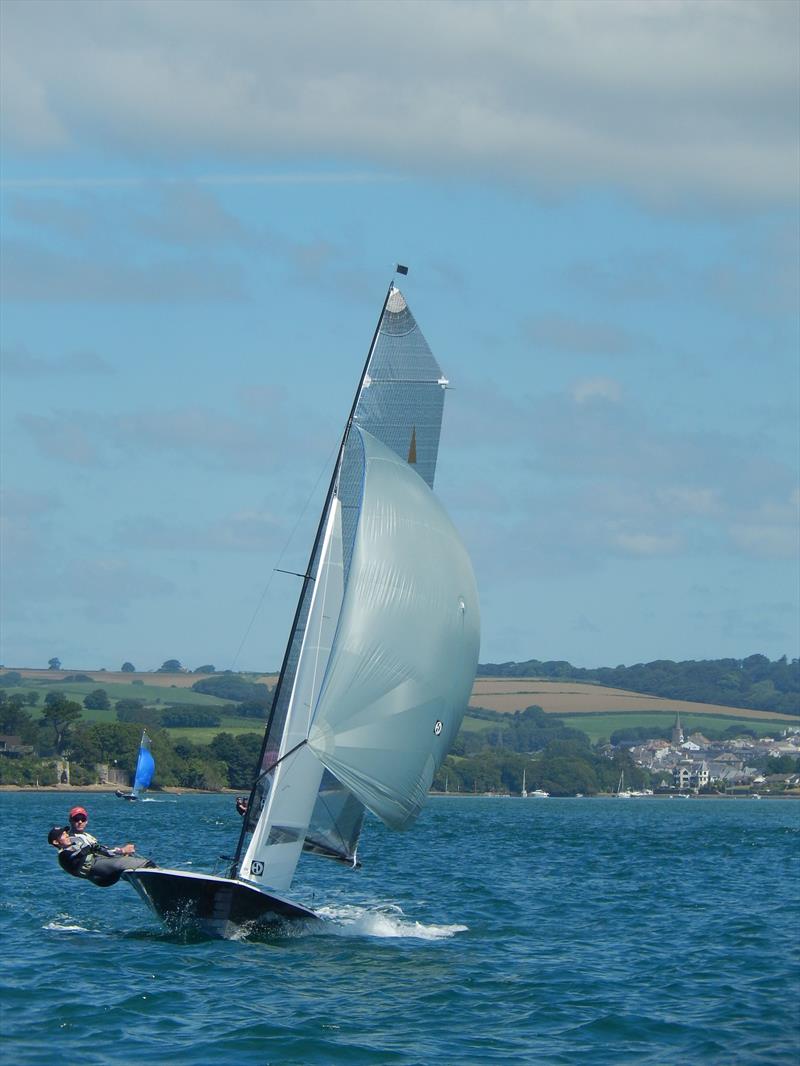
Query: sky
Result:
<box><xmin>1</xmin><ymin>0</ymin><xmax>798</xmax><ymax>673</ymax></box>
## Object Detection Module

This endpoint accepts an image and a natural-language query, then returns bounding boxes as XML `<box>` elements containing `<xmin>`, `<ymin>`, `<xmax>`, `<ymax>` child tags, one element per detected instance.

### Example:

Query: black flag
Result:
<box><xmin>396</xmin><ymin>264</ymin><xmax>409</xmax><ymax>275</ymax></box>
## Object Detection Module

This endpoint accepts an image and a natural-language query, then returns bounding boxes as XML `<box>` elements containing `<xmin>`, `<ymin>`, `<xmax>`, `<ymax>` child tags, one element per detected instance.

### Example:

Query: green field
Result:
<box><xmin>459</xmin><ymin>715</ymin><xmax>496</xmax><ymax>733</ymax></box>
<box><xmin>6</xmin><ymin>678</ymin><xmax>230</xmax><ymax>708</ymax></box>
<box><xmin>5</xmin><ymin>672</ymin><xmax>790</xmax><ymax>749</ymax></box>
<box><xmin>1</xmin><ymin>676</ymin><xmax>262</xmax><ymax>736</ymax></box>
<box><xmin>164</xmin><ymin>717</ymin><xmax>265</xmax><ymax>743</ymax></box>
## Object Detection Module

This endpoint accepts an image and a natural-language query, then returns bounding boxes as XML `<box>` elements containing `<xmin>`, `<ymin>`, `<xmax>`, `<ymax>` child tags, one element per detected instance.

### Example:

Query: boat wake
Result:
<box><xmin>43</xmin><ymin>915</ymin><xmax>93</xmax><ymax>934</ymax></box>
<box><xmin>121</xmin><ymin>899</ymin><xmax>466</xmax><ymax>944</ymax></box>
<box><xmin>315</xmin><ymin>903</ymin><xmax>467</xmax><ymax>940</ymax></box>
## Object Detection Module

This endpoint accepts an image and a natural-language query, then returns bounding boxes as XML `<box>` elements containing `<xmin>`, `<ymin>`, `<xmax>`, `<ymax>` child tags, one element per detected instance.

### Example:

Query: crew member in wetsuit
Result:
<box><xmin>67</xmin><ymin>806</ymin><xmax>99</xmax><ymax>848</ymax></box>
<box><xmin>47</xmin><ymin>826</ymin><xmax>156</xmax><ymax>887</ymax></box>
<box><xmin>68</xmin><ymin>806</ymin><xmax>131</xmax><ymax>857</ymax></box>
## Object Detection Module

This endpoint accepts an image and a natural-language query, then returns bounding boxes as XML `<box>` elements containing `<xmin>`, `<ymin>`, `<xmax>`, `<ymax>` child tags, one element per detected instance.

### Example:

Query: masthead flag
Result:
<box><xmin>396</xmin><ymin>264</ymin><xmax>409</xmax><ymax>275</ymax></box>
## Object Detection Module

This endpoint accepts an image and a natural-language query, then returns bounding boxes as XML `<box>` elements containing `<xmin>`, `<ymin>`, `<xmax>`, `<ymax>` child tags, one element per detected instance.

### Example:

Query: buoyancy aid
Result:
<box><xmin>57</xmin><ymin>843</ymin><xmax>98</xmax><ymax>879</ymax></box>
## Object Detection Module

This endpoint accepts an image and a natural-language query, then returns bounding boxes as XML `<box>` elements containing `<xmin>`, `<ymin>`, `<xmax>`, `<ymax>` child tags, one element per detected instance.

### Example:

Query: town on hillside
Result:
<box><xmin>618</xmin><ymin>714</ymin><xmax>800</xmax><ymax>794</ymax></box>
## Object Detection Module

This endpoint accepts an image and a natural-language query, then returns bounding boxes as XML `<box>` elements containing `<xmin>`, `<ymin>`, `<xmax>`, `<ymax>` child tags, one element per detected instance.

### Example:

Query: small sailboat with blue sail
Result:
<box><xmin>116</xmin><ymin>729</ymin><xmax>155</xmax><ymax>801</ymax></box>
<box><xmin>124</xmin><ymin>268</ymin><xmax>480</xmax><ymax>937</ymax></box>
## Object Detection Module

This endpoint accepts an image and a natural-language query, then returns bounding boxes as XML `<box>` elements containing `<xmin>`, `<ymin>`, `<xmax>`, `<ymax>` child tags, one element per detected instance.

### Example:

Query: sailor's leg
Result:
<box><xmin>117</xmin><ymin>855</ymin><xmax>155</xmax><ymax>872</ymax></box>
<box><xmin>88</xmin><ymin>854</ymin><xmax>156</xmax><ymax>887</ymax></box>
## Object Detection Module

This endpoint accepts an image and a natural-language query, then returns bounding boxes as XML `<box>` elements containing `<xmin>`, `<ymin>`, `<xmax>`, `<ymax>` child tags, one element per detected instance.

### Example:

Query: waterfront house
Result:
<box><xmin>0</xmin><ymin>735</ymin><xmax>33</xmax><ymax>757</ymax></box>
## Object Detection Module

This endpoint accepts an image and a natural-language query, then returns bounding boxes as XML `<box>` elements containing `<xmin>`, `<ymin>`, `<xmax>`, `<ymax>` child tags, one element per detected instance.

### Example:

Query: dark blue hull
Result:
<box><xmin>123</xmin><ymin>868</ymin><xmax>318</xmax><ymax>938</ymax></box>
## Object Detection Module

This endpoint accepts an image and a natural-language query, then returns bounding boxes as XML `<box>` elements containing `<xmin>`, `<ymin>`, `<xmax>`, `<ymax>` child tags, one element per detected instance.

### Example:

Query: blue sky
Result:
<box><xmin>1</xmin><ymin>0</ymin><xmax>798</xmax><ymax>672</ymax></box>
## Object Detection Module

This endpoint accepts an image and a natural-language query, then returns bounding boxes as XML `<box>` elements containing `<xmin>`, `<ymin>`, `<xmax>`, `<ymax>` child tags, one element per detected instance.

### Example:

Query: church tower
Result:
<box><xmin>672</xmin><ymin>713</ymin><xmax>684</xmax><ymax>746</ymax></box>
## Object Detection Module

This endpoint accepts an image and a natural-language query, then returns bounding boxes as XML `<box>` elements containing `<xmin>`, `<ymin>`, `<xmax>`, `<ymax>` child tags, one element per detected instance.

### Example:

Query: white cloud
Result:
<box><xmin>2</xmin><ymin>346</ymin><xmax>113</xmax><ymax>377</ymax></box>
<box><xmin>1</xmin><ymin>239</ymin><xmax>246</xmax><ymax>303</ymax></box>
<box><xmin>1</xmin><ymin>0</ymin><xmax>796</xmax><ymax>205</ymax></box>
<box><xmin>446</xmin><ymin>376</ymin><xmax>798</xmax><ymax>576</ymax></box>
<box><xmin>612</xmin><ymin>531</ymin><xmax>683</xmax><ymax>557</ymax></box>
<box><xmin>134</xmin><ymin>184</ymin><xmax>254</xmax><ymax>248</ymax></box>
<box><xmin>15</xmin><ymin>393</ymin><xmax>334</xmax><ymax>475</ymax></box>
<box><xmin>729</xmin><ymin>522</ymin><xmax>798</xmax><ymax>559</ymax></box>
<box><xmin>17</xmin><ymin>412</ymin><xmax>100</xmax><ymax>466</ymax></box>
<box><xmin>18</xmin><ymin>405</ymin><xmax>271</xmax><ymax>470</ymax></box>
<box><xmin>568</xmin><ymin>222</ymin><xmax>800</xmax><ymax>320</ymax></box>
<box><xmin>728</xmin><ymin>492</ymin><xmax>800</xmax><ymax>559</ymax></box>
<box><xmin>0</xmin><ymin>487</ymin><xmax>60</xmax><ymax>563</ymax></box>
<box><xmin>656</xmin><ymin>486</ymin><xmax>720</xmax><ymax>516</ymax></box>
<box><xmin>571</xmin><ymin>377</ymin><xmax>623</xmax><ymax>405</ymax></box>
<box><xmin>58</xmin><ymin>557</ymin><xmax>174</xmax><ymax>607</ymax></box>
<box><xmin>525</xmin><ymin>315</ymin><xmax>636</xmax><ymax>357</ymax></box>
<box><xmin>113</xmin><ymin>511</ymin><xmax>286</xmax><ymax>553</ymax></box>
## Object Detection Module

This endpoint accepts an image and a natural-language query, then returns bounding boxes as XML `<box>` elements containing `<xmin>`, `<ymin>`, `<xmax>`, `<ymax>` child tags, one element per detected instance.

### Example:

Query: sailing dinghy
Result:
<box><xmin>124</xmin><ymin>269</ymin><xmax>480</xmax><ymax>937</ymax></box>
<box><xmin>116</xmin><ymin>729</ymin><xmax>155</xmax><ymax>801</ymax></box>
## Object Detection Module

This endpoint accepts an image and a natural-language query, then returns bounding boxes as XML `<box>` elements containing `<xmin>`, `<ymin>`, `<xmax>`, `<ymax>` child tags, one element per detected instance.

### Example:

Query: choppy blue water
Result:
<box><xmin>2</xmin><ymin>793</ymin><xmax>798</xmax><ymax>1065</ymax></box>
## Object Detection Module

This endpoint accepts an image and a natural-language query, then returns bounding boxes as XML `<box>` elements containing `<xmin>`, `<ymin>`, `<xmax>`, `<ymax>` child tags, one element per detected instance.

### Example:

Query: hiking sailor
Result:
<box><xmin>47</xmin><ymin>826</ymin><xmax>156</xmax><ymax>887</ymax></box>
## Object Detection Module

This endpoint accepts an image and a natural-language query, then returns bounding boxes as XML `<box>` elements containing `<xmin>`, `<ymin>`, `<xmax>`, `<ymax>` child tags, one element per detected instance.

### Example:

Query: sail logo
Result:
<box><xmin>250</xmin><ymin>860</ymin><xmax>264</xmax><ymax>877</ymax></box>
<box><xmin>434</xmin><ymin>720</ymin><xmax>443</xmax><ymax>736</ymax></box>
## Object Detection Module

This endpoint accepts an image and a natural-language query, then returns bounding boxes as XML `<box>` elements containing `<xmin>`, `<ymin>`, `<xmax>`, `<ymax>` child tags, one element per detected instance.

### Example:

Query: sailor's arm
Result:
<box><xmin>97</xmin><ymin>842</ymin><xmax>136</xmax><ymax>856</ymax></box>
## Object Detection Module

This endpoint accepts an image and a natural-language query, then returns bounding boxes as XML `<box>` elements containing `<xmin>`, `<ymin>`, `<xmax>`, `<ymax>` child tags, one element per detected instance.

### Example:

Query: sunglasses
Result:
<box><xmin>72</xmin><ymin>816</ymin><xmax>87</xmax><ymax>822</ymax></box>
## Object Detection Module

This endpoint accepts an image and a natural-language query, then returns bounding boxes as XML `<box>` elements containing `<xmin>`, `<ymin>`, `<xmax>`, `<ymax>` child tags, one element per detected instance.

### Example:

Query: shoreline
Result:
<box><xmin>4</xmin><ymin>784</ymin><xmax>797</xmax><ymax>799</ymax></box>
<box><xmin>0</xmin><ymin>784</ymin><xmax>240</xmax><ymax>794</ymax></box>
<box><xmin>428</xmin><ymin>792</ymin><xmax>800</xmax><ymax>799</ymax></box>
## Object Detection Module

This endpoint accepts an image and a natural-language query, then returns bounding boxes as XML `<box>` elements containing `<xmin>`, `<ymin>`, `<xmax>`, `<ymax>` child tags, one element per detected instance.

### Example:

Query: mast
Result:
<box><xmin>229</xmin><ymin>267</ymin><xmax>407</xmax><ymax>877</ymax></box>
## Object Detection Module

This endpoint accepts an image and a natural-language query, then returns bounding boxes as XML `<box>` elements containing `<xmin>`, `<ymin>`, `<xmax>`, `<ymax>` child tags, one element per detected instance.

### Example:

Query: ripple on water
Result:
<box><xmin>3</xmin><ymin>794</ymin><xmax>799</xmax><ymax>1065</ymax></box>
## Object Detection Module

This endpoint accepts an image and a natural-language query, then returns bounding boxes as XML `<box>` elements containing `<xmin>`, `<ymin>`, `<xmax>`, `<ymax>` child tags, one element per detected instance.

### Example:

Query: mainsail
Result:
<box><xmin>300</xmin><ymin>285</ymin><xmax>451</xmax><ymax>860</ymax></box>
<box><xmin>233</xmin><ymin>280</ymin><xmax>479</xmax><ymax>893</ymax></box>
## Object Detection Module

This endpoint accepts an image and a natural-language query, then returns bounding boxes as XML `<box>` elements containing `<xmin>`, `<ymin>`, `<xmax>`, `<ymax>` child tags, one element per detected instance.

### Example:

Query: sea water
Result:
<box><xmin>2</xmin><ymin>792</ymin><xmax>798</xmax><ymax>1065</ymax></box>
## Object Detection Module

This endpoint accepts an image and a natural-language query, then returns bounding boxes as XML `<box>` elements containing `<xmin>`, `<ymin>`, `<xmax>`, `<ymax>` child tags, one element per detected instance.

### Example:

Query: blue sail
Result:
<box><xmin>132</xmin><ymin>731</ymin><xmax>155</xmax><ymax>796</ymax></box>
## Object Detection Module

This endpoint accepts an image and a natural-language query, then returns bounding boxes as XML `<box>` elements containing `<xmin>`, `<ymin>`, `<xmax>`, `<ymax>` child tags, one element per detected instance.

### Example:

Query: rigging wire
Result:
<box><xmin>228</xmin><ymin>439</ymin><xmax>339</xmax><ymax>672</ymax></box>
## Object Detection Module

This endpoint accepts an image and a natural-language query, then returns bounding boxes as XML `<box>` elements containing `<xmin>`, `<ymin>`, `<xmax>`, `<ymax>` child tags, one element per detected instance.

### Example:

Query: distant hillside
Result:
<box><xmin>0</xmin><ymin>668</ymin><xmax>213</xmax><ymax>688</ymax></box>
<box><xmin>470</xmin><ymin>678</ymin><xmax>798</xmax><ymax>724</ymax></box>
<box><xmin>0</xmin><ymin>668</ymin><xmax>278</xmax><ymax>689</ymax></box>
<box><xmin>477</xmin><ymin>655</ymin><xmax>799</xmax><ymax>716</ymax></box>
<box><xmin>4</xmin><ymin>658</ymin><xmax>797</xmax><ymax>722</ymax></box>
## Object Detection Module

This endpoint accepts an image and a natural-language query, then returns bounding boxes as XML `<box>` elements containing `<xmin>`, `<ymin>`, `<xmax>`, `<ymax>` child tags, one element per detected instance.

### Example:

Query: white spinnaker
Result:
<box><xmin>308</xmin><ymin>428</ymin><xmax>480</xmax><ymax>830</ymax></box>
<box><xmin>240</xmin><ymin>498</ymin><xmax>345</xmax><ymax>892</ymax></box>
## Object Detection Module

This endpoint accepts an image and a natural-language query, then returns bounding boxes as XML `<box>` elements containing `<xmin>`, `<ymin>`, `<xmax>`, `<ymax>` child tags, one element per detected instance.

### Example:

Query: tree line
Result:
<box><xmin>34</xmin><ymin>652</ymin><xmax>798</xmax><ymax>715</ymax></box>
<box><xmin>3</xmin><ymin>677</ymin><xmax>787</xmax><ymax>795</ymax></box>
<box><xmin>477</xmin><ymin>654</ymin><xmax>799</xmax><ymax>715</ymax></box>
<box><xmin>1</xmin><ymin>687</ymin><xmax>638</xmax><ymax>795</ymax></box>
<box><xmin>0</xmin><ymin>688</ymin><xmax>263</xmax><ymax>790</ymax></box>
<box><xmin>432</xmin><ymin>705</ymin><xmax>657</xmax><ymax>796</ymax></box>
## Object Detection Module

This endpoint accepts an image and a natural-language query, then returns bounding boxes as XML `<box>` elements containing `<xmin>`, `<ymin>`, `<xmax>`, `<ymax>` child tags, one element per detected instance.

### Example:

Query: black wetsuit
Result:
<box><xmin>57</xmin><ymin>842</ymin><xmax>155</xmax><ymax>887</ymax></box>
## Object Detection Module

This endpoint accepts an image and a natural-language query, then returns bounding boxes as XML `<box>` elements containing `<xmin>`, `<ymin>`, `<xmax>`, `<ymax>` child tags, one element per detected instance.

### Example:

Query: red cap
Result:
<box><xmin>69</xmin><ymin>806</ymin><xmax>88</xmax><ymax>819</ymax></box>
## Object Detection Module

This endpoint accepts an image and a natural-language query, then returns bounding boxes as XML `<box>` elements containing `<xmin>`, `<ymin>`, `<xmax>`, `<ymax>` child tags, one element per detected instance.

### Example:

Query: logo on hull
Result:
<box><xmin>250</xmin><ymin>860</ymin><xmax>264</xmax><ymax>876</ymax></box>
